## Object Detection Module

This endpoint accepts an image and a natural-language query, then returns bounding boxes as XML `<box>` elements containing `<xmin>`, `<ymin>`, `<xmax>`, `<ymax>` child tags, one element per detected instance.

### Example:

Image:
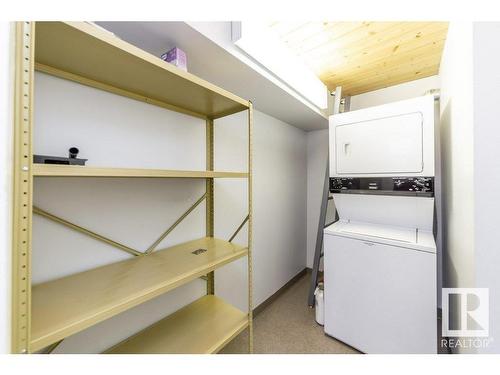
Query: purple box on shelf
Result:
<box><xmin>161</xmin><ymin>47</ymin><xmax>187</xmax><ymax>71</ymax></box>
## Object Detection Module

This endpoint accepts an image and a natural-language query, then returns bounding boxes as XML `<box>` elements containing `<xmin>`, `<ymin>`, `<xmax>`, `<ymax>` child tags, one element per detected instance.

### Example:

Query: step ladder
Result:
<box><xmin>307</xmin><ymin>162</ymin><xmax>337</xmax><ymax>306</ymax></box>
<box><xmin>308</xmin><ymin>86</ymin><xmax>346</xmax><ymax>307</ymax></box>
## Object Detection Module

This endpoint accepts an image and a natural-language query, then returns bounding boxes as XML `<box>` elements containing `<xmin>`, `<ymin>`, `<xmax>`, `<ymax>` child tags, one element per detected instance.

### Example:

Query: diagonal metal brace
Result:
<box><xmin>228</xmin><ymin>214</ymin><xmax>249</xmax><ymax>243</ymax></box>
<box><xmin>145</xmin><ymin>192</ymin><xmax>207</xmax><ymax>254</ymax></box>
<box><xmin>33</xmin><ymin>206</ymin><xmax>143</xmax><ymax>257</ymax></box>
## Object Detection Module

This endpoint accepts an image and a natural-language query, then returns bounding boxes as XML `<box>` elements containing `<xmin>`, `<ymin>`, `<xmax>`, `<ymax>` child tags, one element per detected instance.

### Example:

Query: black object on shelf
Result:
<box><xmin>68</xmin><ymin>147</ymin><xmax>79</xmax><ymax>159</ymax></box>
<box><xmin>34</xmin><ymin>147</ymin><xmax>88</xmax><ymax>166</ymax></box>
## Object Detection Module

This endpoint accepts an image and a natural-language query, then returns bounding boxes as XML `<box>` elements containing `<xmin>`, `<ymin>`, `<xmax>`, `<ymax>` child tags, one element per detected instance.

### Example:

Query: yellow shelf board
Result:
<box><xmin>34</xmin><ymin>22</ymin><xmax>249</xmax><ymax>119</ymax></box>
<box><xmin>32</xmin><ymin>164</ymin><xmax>248</xmax><ymax>179</ymax></box>
<box><xmin>30</xmin><ymin>237</ymin><xmax>248</xmax><ymax>352</ymax></box>
<box><xmin>106</xmin><ymin>295</ymin><xmax>248</xmax><ymax>354</ymax></box>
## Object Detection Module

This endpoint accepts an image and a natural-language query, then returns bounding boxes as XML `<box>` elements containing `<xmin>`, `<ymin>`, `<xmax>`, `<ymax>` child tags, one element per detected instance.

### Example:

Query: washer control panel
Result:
<box><xmin>330</xmin><ymin>177</ymin><xmax>434</xmax><ymax>196</ymax></box>
<box><xmin>392</xmin><ymin>177</ymin><xmax>433</xmax><ymax>193</ymax></box>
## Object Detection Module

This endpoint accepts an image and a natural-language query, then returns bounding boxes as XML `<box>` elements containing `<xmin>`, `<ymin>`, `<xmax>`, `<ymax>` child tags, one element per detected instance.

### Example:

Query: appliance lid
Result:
<box><xmin>332</xmin><ymin>193</ymin><xmax>434</xmax><ymax>231</ymax></box>
<box><xmin>324</xmin><ymin>220</ymin><xmax>436</xmax><ymax>253</ymax></box>
<box><xmin>332</xmin><ymin>220</ymin><xmax>416</xmax><ymax>243</ymax></box>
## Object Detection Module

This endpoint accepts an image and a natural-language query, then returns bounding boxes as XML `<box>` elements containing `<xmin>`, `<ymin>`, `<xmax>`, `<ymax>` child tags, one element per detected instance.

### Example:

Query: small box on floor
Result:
<box><xmin>161</xmin><ymin>47</ymin><xmax>187</xmax><ymax>71</ymax></box>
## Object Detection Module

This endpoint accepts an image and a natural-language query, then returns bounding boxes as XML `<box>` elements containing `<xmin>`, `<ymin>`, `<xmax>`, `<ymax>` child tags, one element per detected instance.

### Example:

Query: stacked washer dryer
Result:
<box><xmin>324</xmin><ymin>95</ymin><xmax>438</xmax><ymax>354</ymax></box>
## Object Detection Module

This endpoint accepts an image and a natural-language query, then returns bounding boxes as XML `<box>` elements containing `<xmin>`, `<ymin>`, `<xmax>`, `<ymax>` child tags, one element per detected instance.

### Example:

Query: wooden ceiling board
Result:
<box><xmin>314</xmin><ymin>22</ymin><xmax>444</xmax><ymax>72</ymax></box>
<box><xmin>305</xmin><ymin>22</ymin><xmax>426</xmax><ymax>60</ymax></box>
<box><xmin>269</xmin><ymin>21</ymin><xmax>448</xmax><ymax>96</ymax></box>
<box><xmin>300</xmin><ymin>22</ymin><xmax>403</xmax><ymax>60</ymax></box>
<box><xmin>342</xmin><ymin>64</ymin><xmax>441</xmax><ymax>95</ymax></box>
<box><xmin>325</xmin><ymin>39</ymin><xmax>446</xmax><ymax>83</ymax></box>
<box><xmin>332</xmin><ymin>62</ymin><xmax>443</xmax><ymax>93</ymax></box>
<box><xmin>330</xmin><ymin>54</ymin><xmax>444</xmax><ymax>95</ymax></box>
<box><xmin>318</xmin><ymin>26</ymin><xmax>447</xmax><ymax>75</ymax></box>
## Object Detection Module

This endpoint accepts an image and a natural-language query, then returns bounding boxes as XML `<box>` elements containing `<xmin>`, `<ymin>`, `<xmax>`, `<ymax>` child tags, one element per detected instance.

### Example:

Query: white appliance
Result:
<box><xmin>329</xmin><ymin>95</ymin><xmax>435</xmax><ymax>177</ymax></box>
<box><xmin>324</xmin><ymin>96</ymin><xmax>438</xmax><ymax>354</ymax></box>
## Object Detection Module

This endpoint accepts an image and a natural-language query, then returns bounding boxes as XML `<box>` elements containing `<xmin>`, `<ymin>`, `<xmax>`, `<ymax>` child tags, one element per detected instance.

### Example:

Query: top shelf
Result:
<box><xmin>34</xmin><ymin>22</ymin><xmax>249</xmax><ymax>120</ymax></box>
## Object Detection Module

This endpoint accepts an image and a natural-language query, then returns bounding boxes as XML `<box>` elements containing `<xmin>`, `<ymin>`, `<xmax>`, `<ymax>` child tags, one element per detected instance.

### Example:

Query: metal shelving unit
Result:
<box><xmin>12</xmin><ymin>21</ymin><xmax>253</xmax><ymax>354</ymax></box>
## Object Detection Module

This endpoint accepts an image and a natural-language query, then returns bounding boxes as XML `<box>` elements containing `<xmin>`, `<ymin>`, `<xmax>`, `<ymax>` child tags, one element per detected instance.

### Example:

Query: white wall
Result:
<box><xmin>214</xmin><ymin>110</ymin><xmax>307</xmax><ymax>310</ymax></box>
<box><xmin>0</xmin><ymin>22</ymin><xmax>15</xmax><ymax>354</ymax></box>
<box><xmin>306</xmin><ymin>76</ymin><xmax>440</xmax><ymax>270</ymax></box>
<box><xmin>32</xmin><ymin>72</ymin><xmax>307</xmax><ymax>353</ymax></box>
<box><xmin>438</xmin><ymin>22</ymin><xmax>475</xmax><ymax>291</ymax></box>
<box><xmin>438</xmin><ymin>22</ymin><xmax>475</xmax><ymax>353</ymax></box>
<box><xmin>349</xmin><ymin>75</ymin><xmax>440</xmax><ymax>111</ymax></box>
<box><xmin>249</xmin><ymin>111</ymin><xmax>306</xmax><ymax>305</ymax></box>
<box><xmin>473</xmin><ymin>22</ymin><xmax>500</xmax><ymax>354</ymax></box>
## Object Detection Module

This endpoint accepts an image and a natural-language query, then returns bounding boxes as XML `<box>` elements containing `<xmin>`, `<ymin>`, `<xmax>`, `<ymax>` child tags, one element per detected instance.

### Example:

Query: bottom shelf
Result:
<box><xmin>105</xmin><ymin>295</ymin><xmax>248</xmax><ymax>354</ymax></box>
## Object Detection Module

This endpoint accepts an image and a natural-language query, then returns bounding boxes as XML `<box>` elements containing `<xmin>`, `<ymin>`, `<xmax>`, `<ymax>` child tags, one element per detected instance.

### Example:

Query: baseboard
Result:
<box><xmin>253</xmin><ymin>268</ymin><xmax>308</xmax><ymax>317</ymax></box>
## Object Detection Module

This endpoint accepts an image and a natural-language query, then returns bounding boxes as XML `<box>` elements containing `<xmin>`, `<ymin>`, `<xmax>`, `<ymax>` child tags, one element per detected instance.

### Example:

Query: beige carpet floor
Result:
<box><xmin>220</xmin><ymin>271</ymin><xmax>359</xmax><ymax>354</ymax></box>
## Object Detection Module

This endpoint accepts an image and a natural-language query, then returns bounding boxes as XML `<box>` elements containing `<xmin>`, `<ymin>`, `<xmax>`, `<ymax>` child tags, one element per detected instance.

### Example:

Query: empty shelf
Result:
<box><xmin>35</xmin><ymin>22</ymin><xmax>249</xmax><ymax>119</ymax></box>
<box><xmin>31</xmin><ymin>237</ymin><xmax>248</xmax><ymax>352</ymax></box>
<box><xmin>106</xmin><ymin>295</ymin><xmax>248</xmax><ymax>354</ymax></box>
<box><xmin>32</xmin><ymin>164</ymin><xmax>248</xmax><ymax>178</ymax></box>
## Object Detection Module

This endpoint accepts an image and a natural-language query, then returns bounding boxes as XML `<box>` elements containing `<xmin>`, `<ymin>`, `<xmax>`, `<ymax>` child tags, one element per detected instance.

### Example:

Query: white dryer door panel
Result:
<box><xmin>335</xmin><ymin>112</ymin><xmax>423</xmax><ymax>174</ymax></box>
<box><xmin>323</xmin><ymin>234</ymin><xmax>437</xmax><ymax>353</ymax></box>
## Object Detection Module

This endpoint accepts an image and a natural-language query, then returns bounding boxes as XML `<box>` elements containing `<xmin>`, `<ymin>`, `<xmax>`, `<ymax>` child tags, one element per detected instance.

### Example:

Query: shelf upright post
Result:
<box><xmin>12</xmin><ymin>21</ymin><xmax>35</xmax><ymax>354</ymax></box>
<box><xmin>206</xmin><ymin>118</ymin><xmax>215</xmax><ymax>295</ymax></box>
<box><xmin>247</xmin><ymin>102</ymin><xmax>254</xmax><ymax>353</ymax></box>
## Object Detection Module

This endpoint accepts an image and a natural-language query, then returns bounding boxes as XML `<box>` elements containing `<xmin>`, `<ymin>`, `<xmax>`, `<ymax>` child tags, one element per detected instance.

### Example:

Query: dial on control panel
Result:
<box><xmin>392</xmin><ymin>177</ymin><xmax>433</xmax><ymax>192</ymax></box>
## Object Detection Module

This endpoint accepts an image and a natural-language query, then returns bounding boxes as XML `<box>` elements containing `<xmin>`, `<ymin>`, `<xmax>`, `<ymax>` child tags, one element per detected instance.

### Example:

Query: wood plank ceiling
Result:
<box><xmin>269</xmin><ymin>22</ymin><xmax>449</xmax><ymax>96</ymax></box>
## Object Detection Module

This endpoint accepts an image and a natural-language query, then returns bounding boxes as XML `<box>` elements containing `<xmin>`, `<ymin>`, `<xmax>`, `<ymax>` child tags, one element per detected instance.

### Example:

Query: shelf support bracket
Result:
<box><xmin>44</xmin><ymin>339</ymin><xmax>63</xmax><ymax>354</ymax></box>
<box><xmin>33</xmin><ymin>206</ymin><xmax>143</xmax><ymax>257</ymax></box>
<box><xmin>145</xmin><ymin>192</ymin><xmax>207</xmax><ymax>254</ymax></box>
<box><xmin>228</xmin><ymin>215</ymin><xmax>249</xmax><ymax>243</ymax></box>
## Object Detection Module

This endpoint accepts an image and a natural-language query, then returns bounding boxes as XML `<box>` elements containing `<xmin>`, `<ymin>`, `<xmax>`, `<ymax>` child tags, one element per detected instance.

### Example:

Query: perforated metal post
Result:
<box><xmin>206</xmin><ymin>118</ymin><xmax>215</xmax><ymax>295</ymax></box>
<box><xmin>247</xmin><ymin>102</ymin><xmax>254</xmax><ymax>353</ymax></box>
<box><xmin>12</xmin><ymin>21</ymin><xmax>35</xmax><ymax>354</ymax></box>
